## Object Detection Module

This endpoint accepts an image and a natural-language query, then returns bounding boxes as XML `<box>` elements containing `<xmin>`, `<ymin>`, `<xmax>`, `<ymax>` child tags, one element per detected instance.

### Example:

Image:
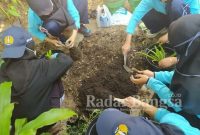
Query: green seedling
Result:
<box><xmin>45</xmin><ymin>50</ymin><xmax>52</xmax><ymax>59</ymax></box>
<box><xmin>136</xmin><ymin>45</ymin><xmax>176</xmax><ymax>63</ymax></box>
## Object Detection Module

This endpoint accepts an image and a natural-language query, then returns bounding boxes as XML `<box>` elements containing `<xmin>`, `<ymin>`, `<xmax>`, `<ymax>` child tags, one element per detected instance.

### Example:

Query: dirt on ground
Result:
<box><xmin>54</xmin><ymin>26</ymin><xmax>152</xmax><ymax>114</ymax></box>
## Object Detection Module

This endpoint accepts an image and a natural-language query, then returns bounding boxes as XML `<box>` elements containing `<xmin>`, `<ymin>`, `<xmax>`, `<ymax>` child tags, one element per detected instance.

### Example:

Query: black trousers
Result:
<box><xmin>141</xmin><ymin>0</ymin><xmax>190</xmax><ymax>33</ymax></box>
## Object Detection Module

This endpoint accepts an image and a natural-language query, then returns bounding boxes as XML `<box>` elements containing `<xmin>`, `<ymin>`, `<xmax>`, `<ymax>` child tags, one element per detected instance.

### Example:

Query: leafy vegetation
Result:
<box><xmin>45</xmin><ymin>50</ymin><xmax>53</xmax><ymax>59</ymax></box>
<box><xmin>137</xmin><ymin>45</ymin><xmax>176</xmax><ymax>63</ymax></box>
<box><xmin>0</xmin><ymin>0</ymin><xmax>21</xmax><ymax>22</ymax></box>
<box><xmin>0</xmin><ymin>59</ymin><xmax>4</xmax><ymax>67</ymax></box>
<box><xmin>67</xmin><ymin>109</ymin><xmax>102</xmax><ymax>134</ymax></box>
<box><xmin>0</xmin><ymin>82</ymin><xmax>76</xmax><ymax>135</ymax></box>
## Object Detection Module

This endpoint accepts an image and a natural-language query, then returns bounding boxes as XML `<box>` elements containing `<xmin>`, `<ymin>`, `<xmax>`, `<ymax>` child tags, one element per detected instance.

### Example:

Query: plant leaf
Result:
<box><xmin>15</xmin><ymin>118</ymin><xmax>28</xmax><ymax>135</ymax></box>
<box><xmin>0</xmin><ymin>82</ymin><xmax>13</xmax><ymax>135</ymax></box>
<box><xmin>0</xmin><ymin>82</ymin><xmax>12</xmax><ymax>113</ymax></box>
<box><xmin>19</xmin><ymin>109</ymin><xmax>76</xmax><ymax>135</ymax></box>
<box><xmin>136</xmin><ymin>52</ymin><xmax>157</xmax><ymax>61</ymax></box>
<box><xmin>0</xmin><ymin>103</ymin><xmax>14</xmax><ymax>135</ymax></box>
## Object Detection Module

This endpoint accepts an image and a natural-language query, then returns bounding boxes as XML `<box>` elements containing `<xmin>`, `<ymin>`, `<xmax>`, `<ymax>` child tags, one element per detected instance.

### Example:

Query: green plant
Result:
<box><xmin>0</xmin><ymin>82</ymin><xmax>76</xmax><ymax>135</ymax></box>
<box><xmin>45</xmin><ymin>50</ymin><xmax>53</xmax><ymax>59</ymax></box>
<box><xmin>0</xmin><ymin>59</ymin><xmax>4</xmax><ymax>67</ymax></box>
<box><xmin>136</xmin><ymin>45</ymin><xmax>176</xmax><ymax>63</ymax></box>
<box><xmin>0</xmin><ymin>0</ymin><xmax>21</xmax><ymax>22</ymax></box>
<box><xmin>67</xmin><ymin>109</ymin><xmax>102</xmax><ymax>135</ymax></box>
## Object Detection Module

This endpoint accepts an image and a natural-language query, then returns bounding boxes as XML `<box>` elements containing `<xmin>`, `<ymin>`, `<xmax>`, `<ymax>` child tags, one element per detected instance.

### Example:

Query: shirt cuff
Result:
<box><xmin>126</xmin><ymin>28</ymin><xmax>135</xmax><ymax>35</ymax></box>
<box><xmin>146</xmin><ymin>77</ymin><xmax>156</xmax><ymax>92</ymax></box>
<box><xmin>154</xmin><ymin>108</ymin><xmax>170</xmax><ymax>122</ymax></box>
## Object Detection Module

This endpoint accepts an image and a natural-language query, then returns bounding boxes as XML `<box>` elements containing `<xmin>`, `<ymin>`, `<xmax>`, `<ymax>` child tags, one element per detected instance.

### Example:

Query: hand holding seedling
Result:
<box><xmin>130</xmin><ymin>74</ymin><xmax>149</xmax><ymax>85</ymax></box>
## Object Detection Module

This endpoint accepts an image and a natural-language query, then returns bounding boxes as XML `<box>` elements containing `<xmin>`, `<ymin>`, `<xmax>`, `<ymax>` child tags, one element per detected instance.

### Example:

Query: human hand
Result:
<box><xmin>158</xmin><ymin>33</ymin><xmax>168</xmax><ymax>44</ymax></box>
<box><xmin>130</xmin><ymin>74</ymin><xmax>149</xmax><ymax>85</ymax></box>
<box><xmin>138</xmin><ymin>70</ymin><xmax>154</xmax><ymax>77</ymax></box>
<box><xmin>122</xmin><ymin>42</ymin><xmax>131</xmax><ymax>56</ymax></box>
<box><xmin>66</xmin><ymin>29</ymin><xmax>78</xmax><ymax>48</ymax></box>
<box><xmin>47</xmin><ymin>38</ymin><xmax>63</xmax><ymax>47</ymax></box>
<box><xmin>123</xmin><ymin>96</ymin><xmax>143</xmax><ymax>109</ymax></box>
<box><xmin>122</xmin><ymin>34</ymin><xmax>132</xmax><ymax>55</ymax></box>
<box><xmin>159</xmin><ymin>57</ymin><xmax>177</xmax><ymax>68</ymax></box>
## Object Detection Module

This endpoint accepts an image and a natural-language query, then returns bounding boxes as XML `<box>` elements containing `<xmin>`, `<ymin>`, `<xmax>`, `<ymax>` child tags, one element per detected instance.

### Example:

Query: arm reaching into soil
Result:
<box><xmin>138</xmin><ymin>70</ymin><xmax>174</xmax><ymax>85</ymax></box>
<box><xmin>122</xmin><ymin>0</ymin><xmax>153</xmax><ymax>55</ymax></box>
<box><xmin>147</xmin><ymin>77</ymin><xmax>181</xmax><ymax>112</ymax></box>
<box><xmin>123</xmin><ymin>96</ymin><xmax>158</xmax><ymax>119</ymax></box>
<box><xmin>119</xmin><ymin>97</ymin><xmax>200</xmax><ymax>134</ymax></box>
<box><xmin>122</xmin><ymin>34</ymin><xmax>132</xmax><ymax>55</ymax></box>
<box><xmin>130</xmin><ymin>72</ymin><xmax>181</xmax><ymax>112</ymax></box>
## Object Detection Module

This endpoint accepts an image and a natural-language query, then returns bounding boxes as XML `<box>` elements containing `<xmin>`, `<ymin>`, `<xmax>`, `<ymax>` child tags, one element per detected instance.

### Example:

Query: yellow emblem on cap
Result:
<box><xmin>4</xmin><ymin>36</ymin><xmax>14</xmax><ymax>45</ymax></box>
<box><xmin>115</xmin><ymin>124</ymin><xmax>128</xmax><ymax>135</ymax></box>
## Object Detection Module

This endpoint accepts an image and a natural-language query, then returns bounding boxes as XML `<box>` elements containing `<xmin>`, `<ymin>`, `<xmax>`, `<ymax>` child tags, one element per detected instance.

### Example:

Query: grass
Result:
<box><xmin>66</xmin><ymin>109</ymin><xmax>102</xmax><ymax>135</ymax></box>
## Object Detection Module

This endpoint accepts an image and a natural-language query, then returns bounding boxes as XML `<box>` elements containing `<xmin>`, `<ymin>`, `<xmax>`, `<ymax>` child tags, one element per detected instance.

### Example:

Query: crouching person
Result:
<box><xmin>87</xmin><ymin>97</ymin><xmax>200</xmax><ymax>135</ymax></box>
<box><xmin>0</xmin><ymin>27</ymin><xmax>73</xmax><ymax>127</ymax></box>
<box><xmin>129</xmin><ymin>15</ymin><xmax>200</xmax><ymax>129</ymax></box>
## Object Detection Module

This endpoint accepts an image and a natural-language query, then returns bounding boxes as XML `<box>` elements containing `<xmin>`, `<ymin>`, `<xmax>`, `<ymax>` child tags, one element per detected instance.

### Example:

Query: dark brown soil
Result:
<box><xmin>61</xmin><ymin>26</ymin><xmax>151</xmax><ymax>114</ymax></box>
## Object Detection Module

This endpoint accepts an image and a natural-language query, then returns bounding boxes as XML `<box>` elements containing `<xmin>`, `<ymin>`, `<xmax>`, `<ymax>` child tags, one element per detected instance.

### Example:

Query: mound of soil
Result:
<box><xmin>62</xmin><ymin>26</ymin><xmax>149</xmax><ymax>113</ymax></box>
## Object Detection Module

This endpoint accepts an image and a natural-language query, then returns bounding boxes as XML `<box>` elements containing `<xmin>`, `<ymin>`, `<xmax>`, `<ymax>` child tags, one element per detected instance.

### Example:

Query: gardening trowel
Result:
<box><xmin>123</xmin><ymin>54</ymin><xmax>139</xmax><ymax>73</ymax></box>
<box><xmin>123</xmin><ymin>54</ymin><xmax>131</xmax><ymax>73</ymax></box>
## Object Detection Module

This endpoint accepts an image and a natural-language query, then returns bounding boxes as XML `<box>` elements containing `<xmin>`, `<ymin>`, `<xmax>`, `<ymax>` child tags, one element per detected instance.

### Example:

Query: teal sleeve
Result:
<box><xmin>67</xmin><ymin>0</ymin><xmax>80</xmax><ymax>29</ymax></box>
<box><xmin>147</xmin><ymin>77</ymin><xmax>182</xmax><ymax>112</ymax></box>
<box><xmin>154</xmin><ymin>108</ymin><xmax>171</xmax><ymax>121</ymax></box>
<box><xmin>28</xmin><ymin>8</ymin><xmax>46</xmax><ymax>41</ymax></box>
<box><xmin>187</xmin><ymin>0</ymin><xmax>200</xmax><ymax>14</ymax></box>
<box><xmin>155</xmin><ymin>108</ymin><xmax>200</xmax><ymax>135</ymax></box>
<box><xmin>154</xmin><ymin>71</ymin><xmax>174</xmax><ymax>85</ymax></box>
<box><xmin>126</xmin><ymin>0</ymin><xmax>152</xmax><ymax>34</ymax></box>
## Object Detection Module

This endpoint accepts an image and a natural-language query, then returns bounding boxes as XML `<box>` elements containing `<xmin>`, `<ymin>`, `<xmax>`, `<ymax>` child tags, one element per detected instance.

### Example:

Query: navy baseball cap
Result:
<box><xmin>1</xmin><ymin>26</ymin><xmax>34</xmax><ymax>58</ymax></box>
<box><xmin>86</xmin><ymin>108</ymin><xmax>163</xmax><ymax>135</ymax></box>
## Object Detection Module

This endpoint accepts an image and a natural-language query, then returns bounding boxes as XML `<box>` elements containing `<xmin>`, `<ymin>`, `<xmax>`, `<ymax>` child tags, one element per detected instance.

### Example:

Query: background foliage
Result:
<box><xmin>0</xmin><ymin>82</ymin><xmax>76</xmax><ymax>135</ymax></box>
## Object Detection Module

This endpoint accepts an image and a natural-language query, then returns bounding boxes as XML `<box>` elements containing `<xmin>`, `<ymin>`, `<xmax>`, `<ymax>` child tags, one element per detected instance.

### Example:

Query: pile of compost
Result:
<box><xmin>61</xmin><ymin>27</ymin><xmax>149</xmax><ymax>113</ymax></box>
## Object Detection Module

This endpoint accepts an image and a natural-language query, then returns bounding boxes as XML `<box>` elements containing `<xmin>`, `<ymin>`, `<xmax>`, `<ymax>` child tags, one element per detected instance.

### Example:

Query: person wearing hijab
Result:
<box><xmin>27</xmin><ymin>0</ymin><xmax>91</xmax><ymax>48</ymax></box>
<box><xmin>86</xmin><ymin>97</ymin><xmax>200</xmax><ymax>135</ymax></box>
<box><xmin>0</xmin><ymin>26</ymin><xmax>73</xmax><ymax>124</ymax></box>
<box><xmin>129</xmin><ymin>15</ymin><xmax>200</xmax><ymax>128</ymax></box>
<box><xmin>122</xmin><ymin>0</ymin><xmax>200</xmax><ymax>57</ymax></box>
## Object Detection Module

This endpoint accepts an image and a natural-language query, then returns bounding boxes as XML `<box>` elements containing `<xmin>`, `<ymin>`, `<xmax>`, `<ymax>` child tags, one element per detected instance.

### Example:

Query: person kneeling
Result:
<box><xmin>0</xmin><ymin>27</ymin><xmax>73</xmax><ymax>130</ymax></box>
<box><xmin>87</xmin><ymin>97</ymin><xmax>200</xmax><ymax>135</ymax></box>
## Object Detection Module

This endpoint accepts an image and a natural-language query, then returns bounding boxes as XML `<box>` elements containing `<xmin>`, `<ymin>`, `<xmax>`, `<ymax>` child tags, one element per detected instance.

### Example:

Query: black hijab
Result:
<box><xmin>169</xmin><ymin>14</ymin><xmax>200</xmax><ymax>115</ymax></box>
